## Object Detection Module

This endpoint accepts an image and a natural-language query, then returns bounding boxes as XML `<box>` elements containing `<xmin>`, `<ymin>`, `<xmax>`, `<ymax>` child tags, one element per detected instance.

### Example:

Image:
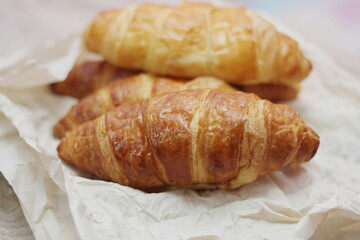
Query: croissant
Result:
<box><xmin>83</xmin><ymin>2</ymin><xmax>312</xmax><ymax>87</ymax></box>
<box><xmin>50</xmin><ymin>61</ymin><xmax>140</xmax><ymax>99</ymax></box>
<box><xmin>51</xmin><ymin>60</ymin><xmax>300</xmax><ymax>101</ymax></box>
<box><xmin>57</xmin><ymin>89</ymin><xmax>319</xmax><ymax>191</ymax></box>
<box><xmin>53</xmin><ymin>74</ymin><xmax>235</xmax><ymax>138</ymax></box>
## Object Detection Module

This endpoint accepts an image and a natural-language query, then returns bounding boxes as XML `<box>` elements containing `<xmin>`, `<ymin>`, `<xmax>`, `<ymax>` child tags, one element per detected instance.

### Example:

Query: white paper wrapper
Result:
<box><xmin>1</xmin><ymin>2</ymin><xmax>360</xmax><ymax>239</ymax></box>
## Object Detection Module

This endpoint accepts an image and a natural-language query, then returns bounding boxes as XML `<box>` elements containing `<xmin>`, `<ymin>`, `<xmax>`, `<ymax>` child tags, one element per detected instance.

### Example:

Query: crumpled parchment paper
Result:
<box><xmin>1</xmin><ymin>2</ymin><xmax>360</xmax><ymax>239</ymax></box>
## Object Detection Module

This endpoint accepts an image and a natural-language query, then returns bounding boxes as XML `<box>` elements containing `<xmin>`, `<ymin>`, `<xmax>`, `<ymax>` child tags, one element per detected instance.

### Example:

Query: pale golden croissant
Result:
<box><xmin>83</xmin><ymin>2</ymin><xmax>312</xmax><ymax>87</ymax></box>
<box><xmin>51</xmin><ymin>60</ymin><xmax>300</xmax><ymax>101</ymax></box>
<box><xmin>57</xmin><ymin>89</ymin><xmax>319</xmax><ymax>191</ymax></box>
<box><xmin>53</xmin><ymin>74</ymin><xmax>235</xmax><ymax>138</ymax></box>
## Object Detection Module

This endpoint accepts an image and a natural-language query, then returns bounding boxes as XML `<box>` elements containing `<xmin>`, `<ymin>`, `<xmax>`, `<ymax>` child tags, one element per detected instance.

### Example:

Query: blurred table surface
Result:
<box><xmin>1</xmin><ymin>0</ymin><xmax>359</xmax><ymax>239</ymax></box>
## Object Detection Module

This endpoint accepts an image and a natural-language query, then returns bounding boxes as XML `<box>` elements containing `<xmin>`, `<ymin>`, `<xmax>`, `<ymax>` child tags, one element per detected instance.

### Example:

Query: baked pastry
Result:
<box><xmin>57</xmin><ymin>89</ymin><xmax>319</xmax><ymax>191</ymax></box>
<box><xmin>238</xmin><ymin>83</ymin><xmax>300</xmax><ymax>102</ymax></box>
<box><xmin>51</xmin><ymin>60</ymin><xmax>300</xmax><ymax>100</ymax></box>
<box><xmin>83</xmin><ymin>2</ymin><xmax>312</xmax><ymax>87</ymax></box>
<box><xmin>50</xmin><ymin>61</ymin><xmax>140</xmax><ymax>98</ymax></box>
<box><xmin>53</xmin><ymin>74</ymin><xmax>235</xmax><ymax>138</ymax></box>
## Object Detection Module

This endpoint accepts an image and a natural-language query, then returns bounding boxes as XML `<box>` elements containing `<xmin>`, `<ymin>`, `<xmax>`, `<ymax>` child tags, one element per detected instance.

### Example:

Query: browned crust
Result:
<box><xmin>51</xmin><ymin>60</ymin><xmax>301</xmax><ymax>103</ymax></box>
<box><xmin>83</xmin><ymin>2</ymin><xmax>312</xmax><ymax>86</ymax></box>
<box><xmin>50</xmin><ymin>61</ymin><xmax>140</xmax><ymax>98</ymax></box>
<box><xmin>58</xmin><ymin>89</ymin><xmax>319</xmax><ymax>191</ymax></box>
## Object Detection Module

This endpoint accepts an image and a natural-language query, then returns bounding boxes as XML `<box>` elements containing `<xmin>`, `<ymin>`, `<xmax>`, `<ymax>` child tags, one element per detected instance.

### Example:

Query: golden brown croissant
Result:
<box><xmin>51</xmin><ymin>60</ymin><xmax>300</xmax><ymax>101</ymax></box>
<box><xmin>57</xmin><ymin>89</ymin><xmax>319</xmax><ymax>191</ymax></box>
<box><xmin>83</xmin><ymin>2</ymin><xmax>312</xmax><ymax>87</ymax></box>
<box><xmin>53</xmin><ymin>74</ymin><xmax>235</xmax><ymax>138</ymax></box>
<box><xmin>50</xmin><ymin>61</ymin><xmax>140</xmax><ymax>98</ymax></box>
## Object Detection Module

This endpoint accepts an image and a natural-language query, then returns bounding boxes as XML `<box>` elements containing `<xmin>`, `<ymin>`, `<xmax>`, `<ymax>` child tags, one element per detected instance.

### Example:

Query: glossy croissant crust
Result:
<box><xmin>51</xmin><ymin>60</ymin><xmax>300</xmax><ymax>101</ymax></box>
<box><xmin>58</xmin><ymin>89</ymin><xmax>319</xmax><ymax>191</ymax></box>
<box><xmin>53</xmin><ymin>74</ymin><xmax>235</xmax><ymax>138</ymax></box>
<box><xmin>83</xmin><ymin>2</ymin><xmax>312</xmax><ymax>86</ymax></box>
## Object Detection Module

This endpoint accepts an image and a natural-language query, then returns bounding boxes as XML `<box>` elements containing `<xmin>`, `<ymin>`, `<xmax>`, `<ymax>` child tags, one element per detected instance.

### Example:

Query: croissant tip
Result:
<box><xmin>303</xmin><ymin>129</ymin><xmax>320</xmax><ymax>163</ymax></box>
<box><xmin>307</xmin><ymin>59</ymin><xmax>313</xmax><ymax>72</ymax></box>
<box><xmin>56</xmin><ymin>139</ymin><xmax>64</xmax><ymax>158</ymax></box>
<box><xmin>49</xmin><ymin>82</ymin><xmax>60</xmax><ymax>93</ymax></box>
<box><xmin>53</xmin><ymin>122</ymin><xmax>66</xmax><ymax>139</ymax></box>
<box><xmin>310</xmin><ymin>135</ymin><xmax>320</xmax><ymax>161</ymax></box>
<box><xmin>310</xmin><ymin>145</ymin><xmax>319</xmax><ymax>160</ymax></box>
